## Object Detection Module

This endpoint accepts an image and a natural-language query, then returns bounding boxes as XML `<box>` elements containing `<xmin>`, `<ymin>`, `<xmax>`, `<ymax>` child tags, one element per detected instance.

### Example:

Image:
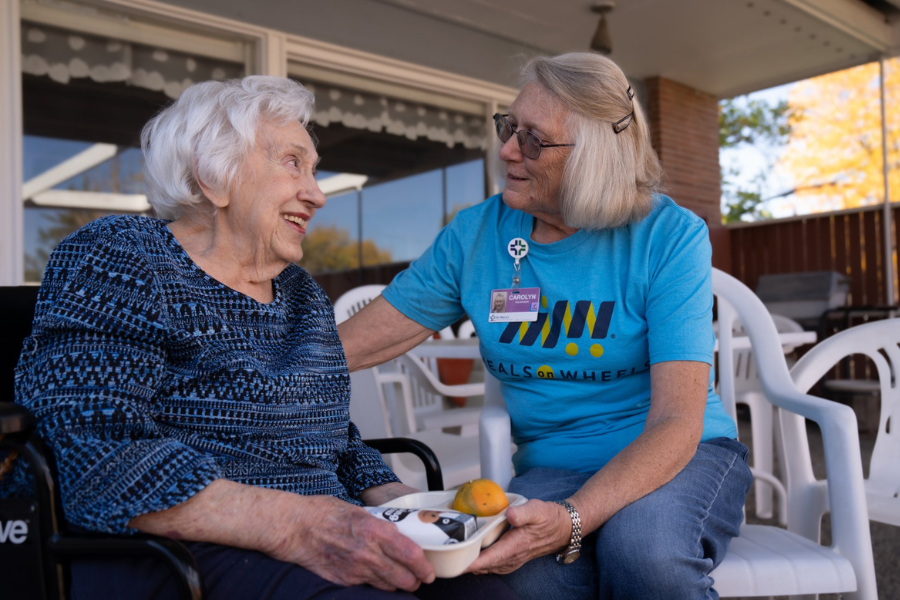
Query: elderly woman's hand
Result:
<box><xmin>465</xmin><ymin>499</ymin><xmax>572</xmax><ymax>575</ymax></box>
<box><xmin>268</xmin><ymin>494</ymin><xmax>435</xmax><ymax>591</ymax></box>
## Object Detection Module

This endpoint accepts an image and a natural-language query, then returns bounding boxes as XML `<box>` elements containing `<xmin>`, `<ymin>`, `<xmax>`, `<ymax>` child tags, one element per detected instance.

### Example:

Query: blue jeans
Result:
<box><xmin>501</xmin><ymin>437</ymin><xmax>752</xmax><ymax>600</ymax></box>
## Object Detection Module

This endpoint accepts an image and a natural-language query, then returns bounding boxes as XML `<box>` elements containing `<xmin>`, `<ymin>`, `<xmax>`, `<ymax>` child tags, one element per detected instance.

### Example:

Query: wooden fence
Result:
<box><xmin>728</xmin><ymin>203</ymin><xmax>900</xmax><ymax>307</ymax></box>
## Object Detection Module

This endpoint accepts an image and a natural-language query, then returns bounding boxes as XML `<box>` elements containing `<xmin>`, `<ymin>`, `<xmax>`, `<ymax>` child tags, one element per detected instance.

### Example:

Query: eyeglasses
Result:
<box><xmin>492</xmin><ymin>113</ymin><xmax>574</xmax><ymax>160</ymax></box>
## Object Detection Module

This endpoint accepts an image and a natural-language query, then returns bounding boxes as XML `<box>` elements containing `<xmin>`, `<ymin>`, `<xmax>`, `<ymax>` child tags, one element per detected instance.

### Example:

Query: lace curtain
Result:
<box><xmin>21</xmin><ymin>22</ymin><xmax>243</xmax><ymax>99</ymax></box>
<box><xmin>298</xmin><ymin>80</ymin><xmax>489</xmax><ymax>151</ymax></box>
<box><xmin>20</xmin><ymin>21</ymin><xmax>488</xmax><ymax>149</ymax></box>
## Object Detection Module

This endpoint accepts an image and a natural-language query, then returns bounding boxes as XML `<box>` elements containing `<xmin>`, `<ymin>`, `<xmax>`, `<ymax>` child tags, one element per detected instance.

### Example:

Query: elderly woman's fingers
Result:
<box><xmin>272</xmin><ymin>496</ymin><xmax>433</xmax><ymax>591</ymax></box>
<box><xmin>379</xmin><ymin>531</ymin><xmax>436</xmax><ymax>584</ymax></box>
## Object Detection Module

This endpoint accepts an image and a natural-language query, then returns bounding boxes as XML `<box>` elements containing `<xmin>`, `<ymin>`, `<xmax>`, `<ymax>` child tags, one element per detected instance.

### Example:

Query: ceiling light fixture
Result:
<box><xmin>590</xmin><ymin>1</ymin><xmax>616</xmax><ymax>55</ymax></box>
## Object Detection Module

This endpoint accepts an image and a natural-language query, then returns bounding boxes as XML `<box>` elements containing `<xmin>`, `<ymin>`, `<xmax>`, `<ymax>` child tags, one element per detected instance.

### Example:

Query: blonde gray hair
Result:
<box><xmin>523</xmin><ymin>53</ymin><xmax>663</xmax><ymax>229</ymax></box>
<box><xmin>141</xmin><ymin>76</ymin><xmax>315</xmax><ymax>220</ymax></box>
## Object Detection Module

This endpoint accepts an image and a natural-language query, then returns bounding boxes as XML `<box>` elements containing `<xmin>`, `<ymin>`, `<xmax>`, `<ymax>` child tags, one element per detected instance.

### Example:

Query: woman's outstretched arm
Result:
<box><xmin>338</xmin><ymin>296</ymin><xmax>435</xmax><ymax>372</ymax></box>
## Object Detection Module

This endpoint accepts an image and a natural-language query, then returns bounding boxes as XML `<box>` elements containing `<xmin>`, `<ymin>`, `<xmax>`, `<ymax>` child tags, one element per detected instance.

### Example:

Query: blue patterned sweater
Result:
<box><xmin>9</xmin><ymin>215</ymin><xmax>398</xmax><ymax>534</ymax></box>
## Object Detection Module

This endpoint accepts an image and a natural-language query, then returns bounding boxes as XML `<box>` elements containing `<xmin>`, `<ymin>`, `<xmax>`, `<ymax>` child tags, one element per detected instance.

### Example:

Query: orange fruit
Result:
<box><xmin>452</xmin><ymin>479</ymin><xmax>509</xmax><ymax>517</ymax></box>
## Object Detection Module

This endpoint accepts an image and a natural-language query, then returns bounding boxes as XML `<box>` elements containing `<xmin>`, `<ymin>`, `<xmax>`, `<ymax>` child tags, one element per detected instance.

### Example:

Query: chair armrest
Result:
<box><xmin>764</xmin><ymin>386</ymin><xmax>875</xmax><ymax>592</ymax></box>
<box><xmin>479</xmin><ymin>372</ymin><xmax>513</xmax><ymax>490</ymax></box>
<box><xmin>396</xmin><ymin>354</ymin><xmax>484</xmax><ymax>397</ymax></box>
<box><xmin>50</xmin><ymin>533</ymin><xmax>202</xmax><ymax>600</ymax></box>
<box><xmin>365</xmin><ymin>437</ymin><xmax>444</xmax><ymax>491</ymax></box>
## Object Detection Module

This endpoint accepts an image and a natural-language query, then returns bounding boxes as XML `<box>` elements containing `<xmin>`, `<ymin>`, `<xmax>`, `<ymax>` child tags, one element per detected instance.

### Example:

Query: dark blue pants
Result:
<box><xmin>71</xmin><ymin>541</ymin><xmax>519</xmax><ymax>600</ymax></box>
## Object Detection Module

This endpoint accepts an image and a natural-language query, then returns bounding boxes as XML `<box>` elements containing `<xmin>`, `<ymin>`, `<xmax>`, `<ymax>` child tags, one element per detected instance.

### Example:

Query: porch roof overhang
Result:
<box><xmin>366</xmin><ymin>0</ymin><xmax>900</xmax><ymax>98</ymax></box>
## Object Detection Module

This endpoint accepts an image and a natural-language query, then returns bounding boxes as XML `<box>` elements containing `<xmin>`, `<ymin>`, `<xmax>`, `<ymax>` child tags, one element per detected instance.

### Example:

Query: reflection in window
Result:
<box><xmin>362</xmin><ymin>170</ymin><xmax>443</xmax><ymax>266</ymax></box>
<box><xmin>299</xmin><ymin>189</ymin><xmax>363</xmax><ymax>274</ymax></box>
<box><xmin>20</xmin><ymin>21</ymin><xmax>244</xmax><ymax>282</ymax></box>
<box><xmin>445</xmin><ymin>159</ymin><xmax>485</xmax><ymax>224</ymax></box>
<box><xmin>23</xmin><ymin>137</ymin><xmax>149</xmax><ymax>281</ymax></box>
<box><xmin>299</xmin><ymin>160</ymin><xmax>486</xmax><ymax>276</ymax></box>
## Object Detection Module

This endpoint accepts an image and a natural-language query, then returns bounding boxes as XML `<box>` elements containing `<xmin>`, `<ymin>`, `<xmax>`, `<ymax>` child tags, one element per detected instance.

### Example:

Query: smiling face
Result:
<box><xmin>500</xmin><ymin>82</ymin><xmax>574</xmax><ymax>238</ymax></box>
<box><xmin>215</xmin><ymin>119</ymin><xmax>326</xmax><ymax>269</ymax></box>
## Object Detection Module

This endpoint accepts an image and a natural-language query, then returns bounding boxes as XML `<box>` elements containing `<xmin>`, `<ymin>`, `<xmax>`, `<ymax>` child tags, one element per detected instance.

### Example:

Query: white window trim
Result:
<box><xmin>286</xmin><ymin>35</ymin><xmax>517</xmax><ymax>114</ymax></box>
<box><xmin>2</xmin><ymin>0</ymin><xmax>24</xmax><ymax>285</ymax></box>
<box><xmin>5</xmin><ymin>0</ymin><xmax>517</xmax><ymax>284</ymax></box>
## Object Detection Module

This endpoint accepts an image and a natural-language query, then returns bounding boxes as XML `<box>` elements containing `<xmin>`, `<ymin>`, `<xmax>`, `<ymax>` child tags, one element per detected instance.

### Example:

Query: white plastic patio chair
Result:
<box><xmin>334</xmin><ymin>285</ymin><xmax>469</xmax><ymax>434</ymax></box>
<box><xmin>481</xmin><ymin>268</ymin><xmax>877</xmax><ymax>599</ymax></box>
<box><xmin>393</xmin><ymin>353</ymin><xmax>483</xmax><ymax>437</ymax></box>
<box><xmin>332</xmin><ymin>284</ymin><xmax>388</xmax><ymax>323</ymax></box>
<box><xmin>789</xmin><ymin>318</ymin><xmax>900</xmax><ymax>530</ymax></box>
<box><xmin>349</xmin><ymin>368</ymin><xmax>480</xmax><ymax>490</ymax></box>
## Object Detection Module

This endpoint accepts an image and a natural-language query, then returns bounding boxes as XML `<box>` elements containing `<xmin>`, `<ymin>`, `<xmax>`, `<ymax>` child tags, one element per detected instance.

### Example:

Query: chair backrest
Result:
<box><xmin>332</xmin><ymin>285</ymin><xmax>387</xmax><ymax>325</ymax></box>
<box><xmin>348</xmin><ymin>368</ymin><xmax>397</xmax><ymax>439</ymax></box>
<box><xmin>790</xmin><ymin>319</ymin><xmax>900</xmax><ymax>503</ymax></box>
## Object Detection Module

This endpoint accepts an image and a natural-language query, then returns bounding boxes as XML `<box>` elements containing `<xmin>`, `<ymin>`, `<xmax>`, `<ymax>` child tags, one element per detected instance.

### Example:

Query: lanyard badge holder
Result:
<box><xmin>488</xmin><ymin>237</ymin><xmax>539</xmax><ymax>323</ymax></box>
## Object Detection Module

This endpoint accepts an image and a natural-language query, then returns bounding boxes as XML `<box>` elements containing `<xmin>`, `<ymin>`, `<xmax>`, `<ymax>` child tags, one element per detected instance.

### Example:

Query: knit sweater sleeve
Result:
<box><xmin>336</xmin><ymin>421</ymin><xmax>401</xmax><ymax>497</ymax></box>
<box><xmin>15</xmin><ymin>226</ymin><xmax>220</xmax><ymax>534</ymax></box>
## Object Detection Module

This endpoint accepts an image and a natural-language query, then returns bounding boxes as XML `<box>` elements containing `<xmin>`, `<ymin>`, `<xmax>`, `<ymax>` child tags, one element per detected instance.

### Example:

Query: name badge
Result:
<box><xmin>488</xmin><ymin>287</ymin><xmax>540</xmax><ymax>323</ymax></box>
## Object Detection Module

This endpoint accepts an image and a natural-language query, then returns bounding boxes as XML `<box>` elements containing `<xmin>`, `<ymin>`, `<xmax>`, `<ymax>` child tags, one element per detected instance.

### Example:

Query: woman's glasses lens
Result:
<box><xmin>519</xmin><ymin>132</ymin><xmax>540</xmax><ymax>159</ymax></box>
<box><xmin>495</xmin><ymin>115</ymin><xmax>513</xmax><ymax>143</ymax></box>
<box><xmin>493</xmin><ymin>113</ymin><xmax>541</xmax><ymax>159</ymax></box>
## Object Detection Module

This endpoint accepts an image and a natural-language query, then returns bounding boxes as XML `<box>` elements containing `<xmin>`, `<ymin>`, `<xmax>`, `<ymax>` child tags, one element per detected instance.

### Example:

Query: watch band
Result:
<box><xmin>554</xmin><ymin>500</ymin><xmax>582</xmax><ymax>564</ymax></box>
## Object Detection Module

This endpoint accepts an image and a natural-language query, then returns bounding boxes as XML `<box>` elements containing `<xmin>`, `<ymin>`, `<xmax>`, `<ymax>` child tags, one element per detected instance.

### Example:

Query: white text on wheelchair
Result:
<box><xmin>0</xmin><ymin>519</ymin><xmax>28</xmax><ymax>544</ymax></box>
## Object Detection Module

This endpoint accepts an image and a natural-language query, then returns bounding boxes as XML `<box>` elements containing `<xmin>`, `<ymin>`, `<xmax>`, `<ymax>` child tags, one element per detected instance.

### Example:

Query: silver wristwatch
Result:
<box><xmin>554</xmin><ymin>500</ymin><xmax>582</xmax><ymax>564</ymax></box>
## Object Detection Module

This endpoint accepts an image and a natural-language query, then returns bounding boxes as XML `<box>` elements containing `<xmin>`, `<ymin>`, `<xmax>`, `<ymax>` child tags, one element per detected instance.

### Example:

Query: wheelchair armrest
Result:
<box><xmin>1</xmin><ymin>404</ymin><xmax>204</xmax><ymax>600</ymax></box>
<box><xmin>50</xmin><ymin>533</ymin><xmax>202</xmax><ymax>600</ymax></box>
<box><xmin>365</xmin><ymin>437</ymin><xmax>444</xmax><ymax>491</ymax></box>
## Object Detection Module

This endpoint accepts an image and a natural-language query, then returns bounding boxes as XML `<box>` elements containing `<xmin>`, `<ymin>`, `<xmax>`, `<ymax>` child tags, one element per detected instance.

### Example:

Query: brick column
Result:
<box><xmin>645</xmin><ymin>77</ymin><xmax>730</xmax><ymax>272</ymax></box>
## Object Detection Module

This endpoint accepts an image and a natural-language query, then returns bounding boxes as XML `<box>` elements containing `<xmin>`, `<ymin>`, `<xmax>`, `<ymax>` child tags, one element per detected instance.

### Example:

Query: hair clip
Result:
<box><xmin>613</xmin><ymin>112</ymin><xmax>634</xmax><ymax>134</ymax></box>
<box><xmin>626</xmin><ymin>86</ymin><xmax>634</xmax><ymax>101</ymax></box>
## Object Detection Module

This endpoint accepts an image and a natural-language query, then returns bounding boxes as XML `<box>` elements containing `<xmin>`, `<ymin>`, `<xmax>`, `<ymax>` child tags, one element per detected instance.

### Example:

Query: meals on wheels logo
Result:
<box><xmin>499</xmin><ymin>297</ymin><xmax>615</xmax><ymax>351</ymax></box>
<box><xmin>486</xmin><ymin>296</ymin><xmax>648</xmax><ymax>382</ymax></box>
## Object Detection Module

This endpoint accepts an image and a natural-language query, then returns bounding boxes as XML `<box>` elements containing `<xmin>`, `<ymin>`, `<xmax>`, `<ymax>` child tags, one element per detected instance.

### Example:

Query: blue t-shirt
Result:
<box><xmin>382</xmin><ymin>194</ymin><xmax>736</xmax><ymax>475</ymax></box>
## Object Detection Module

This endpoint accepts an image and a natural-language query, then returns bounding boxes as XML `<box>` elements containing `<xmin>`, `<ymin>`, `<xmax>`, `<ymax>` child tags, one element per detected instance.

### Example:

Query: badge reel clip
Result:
<box><xmin>508</xmin><ymin>237</ymin><xmax>528</xmax><ymax>290</ymax></box>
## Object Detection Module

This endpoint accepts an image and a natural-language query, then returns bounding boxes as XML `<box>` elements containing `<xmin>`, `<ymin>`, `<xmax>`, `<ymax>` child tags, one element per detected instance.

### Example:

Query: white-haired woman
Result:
<box><xmin>10</xmin><ymin>76</ymin><xmax>518</xmax><ymax>600</ymax></box>
<box><xmin>339</xmin><ymin>53</ymin><xmax>752</xmax><ymax>599</ymax></box>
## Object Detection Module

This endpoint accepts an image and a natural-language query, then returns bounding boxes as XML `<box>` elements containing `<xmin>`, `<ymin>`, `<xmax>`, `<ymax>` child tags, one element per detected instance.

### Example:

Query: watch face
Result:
<box><xmin>562</xmin><ymin>549</ymin><xmax>581</xmax><ymax>564</ymax></box>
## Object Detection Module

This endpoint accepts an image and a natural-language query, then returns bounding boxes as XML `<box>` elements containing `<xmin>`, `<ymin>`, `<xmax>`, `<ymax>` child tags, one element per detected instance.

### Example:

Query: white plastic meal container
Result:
<box><xmin>380</xmin><ymin>490</ymin><xmax>528</xmax><ymax>578</ymax></box>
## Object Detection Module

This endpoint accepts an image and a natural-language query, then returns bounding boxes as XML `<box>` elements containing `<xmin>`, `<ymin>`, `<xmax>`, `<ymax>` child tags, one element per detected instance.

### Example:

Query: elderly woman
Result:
<box><xmin>339</xmin><ymin>53</ymin><xmax>753</xmax><ymax>600</ymax></box>
<box><xmin>9</xmin><ymin>77</ymin><xmax>517</xmax><ymax>600</ymax></box>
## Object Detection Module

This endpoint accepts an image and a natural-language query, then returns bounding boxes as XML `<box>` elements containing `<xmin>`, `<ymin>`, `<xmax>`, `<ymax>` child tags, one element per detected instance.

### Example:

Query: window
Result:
<box><xmin>20</xmin><ymin>21</ymin><xmax>244</xmax><ymax>282</ymax></box>
<box><xmin>293</xmin><ymin>78</ymin><xmax>489</xmax><ymax>279</ymax></box>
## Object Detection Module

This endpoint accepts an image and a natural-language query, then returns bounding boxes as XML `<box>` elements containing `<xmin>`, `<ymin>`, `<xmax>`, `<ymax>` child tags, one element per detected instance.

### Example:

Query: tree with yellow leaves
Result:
<box><xmin>298</xmin><ymin>224</ymin><xmax>393</xmax><ymax>274</ymax></box>
<box><xmin>778</xmin><ymin>58</ymin><xmax>900</xmax><ymax>212</ymax></box>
